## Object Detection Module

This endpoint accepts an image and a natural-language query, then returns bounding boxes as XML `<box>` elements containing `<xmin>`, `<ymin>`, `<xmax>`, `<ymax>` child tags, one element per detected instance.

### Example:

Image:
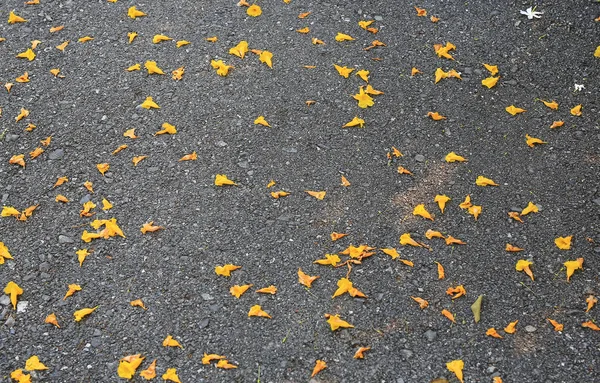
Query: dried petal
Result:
<box><xmin>298</xmin><ymin>269</ymin><xmax>319</xmax><ymax>288</ymax></box>
<box><xmin>555</xmin><ymin>236</ymin><xmax>572</xmax><ymax>250</ymax></box>
<box><xmin>486</xmin><ymin>328</ymin><xmax>503</xmax><ymax>339</ymax></box>
<box><xmin>547</xmin><ymin>318</ymin><xmax>563</xmax><ymax>331</ymax></box>
<box><xmin>411</xmin><ymin>296</ymin><xmax>429</xmax><ymax>309</ymax></box>
<box><xmin>505</xmin><ymin>105</ymin><xmax>526</xmax><ymax>115</ymax></box>
<box><xmin>446</xmin><ymin>360</ymin><xmax>464</xmax><ymax>383</ymax></box>
<box><xmin>325</xmin><ymin>313</ymin><xmax>354</xmax><ymax>331</ymax></box>
<box><xmin>311</xmin><ymin>360</ymin><xmax>327</xmax><ymax>377</ymax></box>
<box><xmin>248</xmin><ymin>304</ymin><xmax>271</xmax><ymax>318</ymax></box>
<box><xmin>215</xmin><ymin>264</ymin><xmax>241</xmax><ymax>277</ymax></box>
<box><xmin>434</xmin><ymin>195</ymin><xmax>451</xmax><ymax>213</ymax></box>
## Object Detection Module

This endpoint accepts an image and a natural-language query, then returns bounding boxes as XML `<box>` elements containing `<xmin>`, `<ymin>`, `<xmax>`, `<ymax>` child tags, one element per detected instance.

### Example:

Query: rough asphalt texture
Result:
<box><xmin>1</xmin><ymin>0</ymin><xmax>599</xmax><ymax>382</ymax></box>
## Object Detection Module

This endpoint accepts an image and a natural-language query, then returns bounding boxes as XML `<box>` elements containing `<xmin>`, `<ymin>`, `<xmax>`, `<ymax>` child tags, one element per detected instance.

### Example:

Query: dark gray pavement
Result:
<box><xmin>0</xmin><ymin>1</ymin><xmax>599</xmax><ymax>382</ymax></box>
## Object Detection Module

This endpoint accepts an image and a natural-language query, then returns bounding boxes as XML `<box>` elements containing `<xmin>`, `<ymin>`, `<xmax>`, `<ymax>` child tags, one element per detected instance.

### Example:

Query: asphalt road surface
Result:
<box><xmin>0</xmin><ymin>1</ymin><xmax>599</xmax><ymax>382</ymax></box>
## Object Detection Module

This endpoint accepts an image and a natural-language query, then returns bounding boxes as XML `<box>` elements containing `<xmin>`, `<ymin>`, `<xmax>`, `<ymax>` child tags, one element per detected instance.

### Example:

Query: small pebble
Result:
<box><xmin>48</xmin><ymin>149</ymin><xmax>65</xmax><ymax>160</ymax></box>
<box><xmin>5</xmin><ymin>316</ymin><xmax>15</xmax><ymax>327</ymax></box>
<box><xmin>24</xmin><ymin>273</ymin><xmax>37</xmax><ymax>282</ymax></box>
<box><xmin>198</xmin><ymin>318</ymin><xmax>210</xmax><ymax>329</ymax></box>
<box><xmin>16</xmin><ymin>301</ymin><xmax>28</xmax><ymax>313</ymax></box>
<box><xmin>58</xmin><ymin>235</ymin><xmax>74</xmax><ymax>244</ymax></box>
<box><xmin>424</xmin><ymin>330</ymin><xmax>437</xmax><ymax>341</ymax></box>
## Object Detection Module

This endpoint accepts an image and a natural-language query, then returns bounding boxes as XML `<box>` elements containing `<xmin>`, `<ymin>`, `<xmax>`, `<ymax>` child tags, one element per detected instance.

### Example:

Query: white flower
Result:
<box><xmin>574</xmin><ymin>84</ymin><xmax>585</xmax><ymax>92</ymax></box>
<box><xmin>520</xmin><ymin>7</ymin><xmax>543</xmax><ymax>19</ymax></box>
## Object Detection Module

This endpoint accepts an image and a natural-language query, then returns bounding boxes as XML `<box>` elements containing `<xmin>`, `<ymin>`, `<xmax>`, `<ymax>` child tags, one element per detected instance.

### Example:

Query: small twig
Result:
<box><xmin>519</xmin><ymin>281</ymin><xmax>538</xmax><ymax>297</ymax></box>
<box><xmin>303</xmin><ymin>287</ymin><xmax>318</xmax><ymax>300</ymax></box>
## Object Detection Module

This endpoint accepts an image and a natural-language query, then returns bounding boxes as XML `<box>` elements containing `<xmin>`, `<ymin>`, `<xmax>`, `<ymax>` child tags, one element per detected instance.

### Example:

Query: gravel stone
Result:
<box><xmin>58</xmin><ymin>235</ymin><xmax>74</xmax><ymax>244</ymax></box>
<box><xmin>424</xmin><ymin>330</ymin><xmax>437</xmax><ymax>341</ymax></box>
<box><xmin>16</xmin><ymin>301</ymin><xmax>28</xmax><ymax>313</ymax></box>
<box><xmin>198</xmin><ymin>318</ymin><xmax>210</xmax><ymax>329</ymax></box>
<box><xmin>23</xmin><ymin>273</ymin><xmax>37</xmax><ymax>282</ymax></box>
<box><xmin>0</xmin><ymin>296</ymin><xmax>10</xmax><ymax>306</ymax></box>
<box><xmin>79</xmin><ymin>195</ymin><xmax>92</xmax><ymax>204</ymax></box>
<box><xmin>5</xmin><ymin>316</ymin><xmax>15</xmax><ymax>327</ymax></box>
<box><xmin>0</xmin><ymin>2</ymin><xmax>596</xmax><ymax>382</ymax></box>
<box><xmin>48</xmin><ymin>149</ymin><xmax>65</xmax><ymax>160</ymax></box>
